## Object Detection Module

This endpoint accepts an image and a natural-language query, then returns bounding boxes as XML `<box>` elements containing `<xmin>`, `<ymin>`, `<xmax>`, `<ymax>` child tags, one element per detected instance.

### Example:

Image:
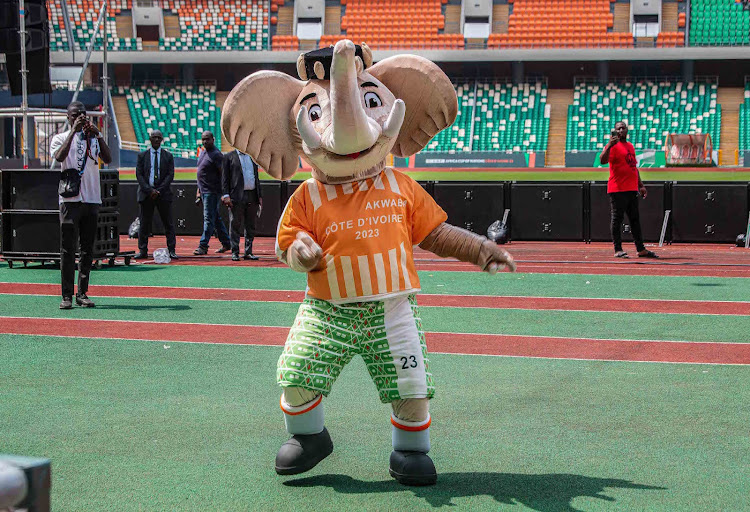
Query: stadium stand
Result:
<box><xmin>690</xmin><ymin>0</ymin><xmax>750</xmax><ymax>46</ymax></box>
<box><xmin>488</xmin><ymin>0</ymin><xmax>633</xmax><ymax>49</ymax></box>
<box><xmin>319</xmin><ymin>0</ymin><xmax>464</xmax><ymax>50</ymax></box>
<box><xmin>48</xmin><ymin>0</ymin><xmax>70</xmax><ymax>51</ymax></box>
<box><xmin>117</xmin><ymin>83</ymin><xmax>221</xmax><ymax>158</ymax></box>
<box><xmin>160</xmin><ymin>0</ymin><xmax>268</xmax><ymax>51</ymax></box>
<box><xmin>425</xmin><ymin>80</ymin><xmax>549</xmax><ymax>153</ymax></box>
<box><xmin>66</xmin><ymin>0</ymin><xmax>141</xmax><ymax>51</ymax></box>
<box><xmin>741</xmin><ymin>83</ymin><xmax>750</xmax><ymax>150</ymax></box>
<box><xmin>566</xmin><ymin>80</ymin><xmax>722</xmax><ymax>151</ymax></box>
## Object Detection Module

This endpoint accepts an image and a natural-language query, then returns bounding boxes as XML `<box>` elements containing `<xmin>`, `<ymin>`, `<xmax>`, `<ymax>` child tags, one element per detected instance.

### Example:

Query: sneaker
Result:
<box><xmin>232</xmin><ymin>254</ymin><xmax>241</xmax><ymax>261</ymax></box>
<box><xmin>134</xmin><ymin>252</ymin><xmax>149</xmax><ymax>260</ymax></box>
<box><xmin>215</xmin><ymin>245</ymin><xmax>231</xmax><ymax>254</ymax></box>
<box><xmin>60</xmin><ymin>297</ymin><xmax>73</xmax><ymax>310</ymax></box>
<box><xmin>75</xmin><ymin>293</ymin><xmax>96</xmax><ymax>308</ymax></box>
<box><xmin>244</xmin><ymin>253</ymin><xmax>259</xmax><ymax>261</ymax></box>
<box><xmin>193</xmin><ymin>247</ymin><xmax>208</xmax><ymax>256</ymax></box>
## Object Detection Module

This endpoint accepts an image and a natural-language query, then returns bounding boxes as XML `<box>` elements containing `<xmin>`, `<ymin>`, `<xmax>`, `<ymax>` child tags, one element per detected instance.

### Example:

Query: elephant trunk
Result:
<box><xmin>327</xmin><ymin>40</ymin><xmax>380</xmax><ymax>155</ymax></box>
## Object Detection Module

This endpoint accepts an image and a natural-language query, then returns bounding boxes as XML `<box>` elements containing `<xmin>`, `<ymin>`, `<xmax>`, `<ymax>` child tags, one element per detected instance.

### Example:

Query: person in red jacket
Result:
<box><xmin>600</xmin><ymin>121</ymin><xmax>658</xmax><ymax>259</ymax></box>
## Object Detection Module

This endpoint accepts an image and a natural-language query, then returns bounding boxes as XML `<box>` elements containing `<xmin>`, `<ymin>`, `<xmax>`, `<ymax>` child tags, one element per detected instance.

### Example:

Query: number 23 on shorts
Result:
<box><xmin>400</xmin><ymin>355</ymin><xmax>419</xmax><ymax>369</ymax></box>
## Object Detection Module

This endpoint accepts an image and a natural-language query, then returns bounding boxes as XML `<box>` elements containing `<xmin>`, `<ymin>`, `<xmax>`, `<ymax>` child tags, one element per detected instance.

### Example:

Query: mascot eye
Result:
<box><xmin>308</xmin><ymin>104</ymin><xmax>322</xmax><ymax>122</ymax></box>
<box><xmin>364</xmin><ymin>92</ymin><xmax>382</xmax><ymax>108</ymax></box>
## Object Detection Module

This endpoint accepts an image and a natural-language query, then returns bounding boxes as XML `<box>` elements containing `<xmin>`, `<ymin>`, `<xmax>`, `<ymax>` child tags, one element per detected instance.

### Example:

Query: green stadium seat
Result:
<box><xmin>689</xmin><ymin>0</ymin><xmax>750</xmax><ymax>46</ymax></box>
<box><xmin>118</xmin><ymin>84</ymin><xmax>221</xmax><ymax>158</ymax></box>
<box><xmin>425</xmin><ymin>81</ymin><xmax>549</xmax><ymax>154</ymax></box>
<box><xmin>740</xmin><ymin>83</ymin><xmax>750</xmax><ymax>150</ymax></box>
<box><xmin>566</xmin><ymin>81</ymin><xmax>722</xmax><ymax>151</ymax></box>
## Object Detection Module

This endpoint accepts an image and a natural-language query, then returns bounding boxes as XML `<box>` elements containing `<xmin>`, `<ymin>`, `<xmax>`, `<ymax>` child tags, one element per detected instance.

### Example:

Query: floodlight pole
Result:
<box><xmin>19</xmin><ymin>0</ymin><xmax>29</xmax><ymax>168</ymax></box>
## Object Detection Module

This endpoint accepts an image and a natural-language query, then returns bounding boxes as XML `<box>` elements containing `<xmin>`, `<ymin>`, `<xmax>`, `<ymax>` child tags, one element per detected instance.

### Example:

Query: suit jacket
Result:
<box><xmin>136</xmin><ymin>147</ymin><xmax>175</xmax><ymax>202</ymax></box>
<box><xmin>222</xmin><ymin>150</ymin><xmax>263</xmax><ymax>203</ymax></box>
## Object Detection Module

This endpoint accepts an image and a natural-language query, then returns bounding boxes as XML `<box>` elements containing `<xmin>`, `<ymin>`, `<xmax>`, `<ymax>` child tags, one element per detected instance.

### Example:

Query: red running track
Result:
<box><xmin>1</xmin><ymin>317</ymin><xmax>747</xmax><ymax>365</ymax></box>
<box><xmin>2</xmin><ymin>282</ymin><xmax>749</xmax><ymax>316</ymax></box>
<box><xmin>117</xmin><ymin>237</ymin><xmax>750</xmax><ymax>277</ymax></box>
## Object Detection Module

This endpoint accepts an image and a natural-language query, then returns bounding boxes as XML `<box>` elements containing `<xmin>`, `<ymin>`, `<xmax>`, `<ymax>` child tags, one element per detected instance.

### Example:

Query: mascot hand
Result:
<box><xmin>478</xmin><ymin>241</ymin><xmax>517</xmax><ymax>274</ymax></box>
<box><xmin>287</xmin><ymin>231</ymin><xmax>323</xmax><ymax>273</ymax></box>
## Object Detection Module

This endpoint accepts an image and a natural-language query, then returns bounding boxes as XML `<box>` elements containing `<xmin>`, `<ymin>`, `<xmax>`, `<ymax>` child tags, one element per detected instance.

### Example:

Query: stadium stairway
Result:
<box><xmin>116</xmin><ymin>12</ymin><xmax>133</xmax><ymax>39</ymax></box>
<box><xmin>613</xmin><ymin>2</ymin><xmax>630</xmax><ymax>33</ymax></box>
<box><xmin>545</xmin><ymin>89</ymin><xmax>573</xmax><ymax>167</ymax></box>
<box><xmin>113</xmin><ymin>96</ymin><xmax>138</xmax><ymax>145</ymax></box>
<box><xmin>717</xmin><ymin>87</ymin><xmax>743</xmax><ymax>165</ymax></box>
<box><xmin>324</xmin><ymin>5</ymin><xmax>342</xmax><ymax>36</ymax></box>
<box><xmin>163</xmin><ymin>14</ymin><xmax>180</xmax><ymax>39</ymax></box>
<box><xmin>492</xmin><ymin>4</ymin><xmax>510</xmax><ymax>34</ymax></box>
<box><xmin>661</xmin><ymin>0</ymin><xmax>679</xmax><ymax>32</ymax></box>
<box><xmin>215</xmin><ymin>90</ymin><xmax>232</xmax><ymax>152</ymax></box>
<box><xmin>444</xmin><ymin>4</ymin><xmax>461</xmax><ymax>34</ymax></box>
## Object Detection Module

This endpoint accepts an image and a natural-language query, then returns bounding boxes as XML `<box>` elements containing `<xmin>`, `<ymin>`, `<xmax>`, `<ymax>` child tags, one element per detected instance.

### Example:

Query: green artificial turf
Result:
<box><xmin>2</xmin><ymin>335</ymin><xmax>749</xmax><ymax>511</ymax></box>
<box><xmin>1</xmin><ymin>293</ymin><xmax>749</xmax><ymax>343</ymax></box>
<box><xmin>1</xmin><ymin>265</ymin><xmax>749</xmax><ymax>302</ymax></box>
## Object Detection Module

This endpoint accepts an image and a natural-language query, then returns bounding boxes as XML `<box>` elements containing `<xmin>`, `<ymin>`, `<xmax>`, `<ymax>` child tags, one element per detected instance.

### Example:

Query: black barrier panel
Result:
<box><xmin>1</xmin><ymin>211</ymin><xmax>59</xmax><ymax>253</ymax></box>
<box><xmin>510</xmin><ymin>183</ymin><xmax>584</xmax><ymax>240</ymax></box>
<box><xmin>671</xmin><ymin>184</ymin><xmax>749</xmax><ymax>242</ymax></box>
<box><xmin>1</xmin><ymin>169</ymin><xmax>59</xmax><ymax>210</ymax></box>
<box><xmin>589</xmin><ymin>183</ymin><xmax>666</xmax><ymax>242</ymax></box>
<box><xmin>254</xmin><ymin>181</ymin><xmax>282</xmax><ymax>237</ymax></box>
<box><xmin>118</xmin><ymin>182</ymin><xmax>139</xmax><ymax>234</ymax></box>
<box><xmin>432</xmin><ymin>183</ymin><xmax>505</xmax><ymax>235</ymax></box>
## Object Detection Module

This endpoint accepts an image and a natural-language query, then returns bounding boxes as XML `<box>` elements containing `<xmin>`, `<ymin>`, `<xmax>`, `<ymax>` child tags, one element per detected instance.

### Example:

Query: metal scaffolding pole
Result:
<box><xmin>19</xmin><ymin>0</ymin><xmax>29</xmax><ymax>167</ymax></box>
<box><xmin>102</xmin><ymin>0</ymin><xmax>108</xmax><ymax>139</ymax></box>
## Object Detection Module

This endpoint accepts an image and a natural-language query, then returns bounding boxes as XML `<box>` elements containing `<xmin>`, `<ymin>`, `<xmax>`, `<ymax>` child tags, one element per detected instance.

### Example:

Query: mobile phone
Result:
<box><xmin>611</xmin><ymin>130</ymin><xmax>617</xmax><ymax>137</ymax></box>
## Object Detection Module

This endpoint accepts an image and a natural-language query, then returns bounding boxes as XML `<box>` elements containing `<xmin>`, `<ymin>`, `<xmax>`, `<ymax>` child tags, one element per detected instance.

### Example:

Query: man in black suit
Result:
<box><xmin>221</xmin><ymin>149</ymin><xmax>263</xmax><ymax>261</ymax></box>
<box><xmin>135</xmin><ymin>130</ymin><xmax>178</xmax><ymax>259</ymax></box>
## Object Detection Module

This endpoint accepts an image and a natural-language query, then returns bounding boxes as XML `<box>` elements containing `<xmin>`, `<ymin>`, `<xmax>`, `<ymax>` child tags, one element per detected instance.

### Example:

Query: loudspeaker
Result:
<box><xmin>0</xmin><ymin>0</ymin><xmax>51</xmax><ymax>96</ymax></box>
<box><xmin>510</xmin><ymin>183</ymin><xmax>584</xmax><ymax>240</ymax></box>
<box><xmin>671</xmin><ymin>184</ymin><xmax>749</xmax><ymax>242</ymax></box>
<box><xmin>432</xmin><ymin>183</ymin><xmax>505</xmax><ymax>235</ymax></box>
<box><xmin>589</xmin><ymin>183</ymin><xmax>666</xmax><ymax>242</ymax></box>
<box><xmin>0</xmin><ymin>169</ymin><xmax>60</xmax><ymax>210</ymax></box>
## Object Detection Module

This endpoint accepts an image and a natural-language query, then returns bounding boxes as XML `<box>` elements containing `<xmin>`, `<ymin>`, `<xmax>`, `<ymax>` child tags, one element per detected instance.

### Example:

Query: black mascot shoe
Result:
<box><xmin>389</xmin><ymin>450</ymin><xmax>437</xmax><ymax>486</ymax></box>
<box><xmin>275</xmin><ymin>427</ymin><xmax>333</xmax><ymax>475</ymax></box>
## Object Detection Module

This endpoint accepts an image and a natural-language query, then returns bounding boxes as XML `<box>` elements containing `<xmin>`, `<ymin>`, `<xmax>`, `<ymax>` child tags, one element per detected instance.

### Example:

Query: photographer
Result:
<box><xmin>50</xmin><ymin>101</ymin><xmax>112</xmax><ymax>309</ymax></box>
<box><xmin>600</xmin><ymin>121</ymin><xmax>657</xmax><ymax>259</ymax></box>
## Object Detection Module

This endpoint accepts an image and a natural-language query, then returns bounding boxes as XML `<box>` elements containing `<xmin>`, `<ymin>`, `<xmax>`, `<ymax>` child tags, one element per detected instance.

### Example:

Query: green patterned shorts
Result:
<box><xmin>277</xmin><ymin>294</ymin><xmax>435</xmax><ymax>403</ymax></box>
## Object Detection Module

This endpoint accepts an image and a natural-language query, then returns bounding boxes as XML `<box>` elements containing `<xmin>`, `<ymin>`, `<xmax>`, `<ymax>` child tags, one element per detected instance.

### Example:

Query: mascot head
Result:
<box><xmin>221</xmin><ymin>40</ymin><xmax>458</xmax><ymax>184</ymax></box>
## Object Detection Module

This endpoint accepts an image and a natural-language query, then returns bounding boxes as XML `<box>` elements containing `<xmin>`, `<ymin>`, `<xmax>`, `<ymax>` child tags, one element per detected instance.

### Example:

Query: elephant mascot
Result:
<box><xmin>221</xmin><ymin>40</ymin><xmax>516</xmax><ymax>486</ymax></box>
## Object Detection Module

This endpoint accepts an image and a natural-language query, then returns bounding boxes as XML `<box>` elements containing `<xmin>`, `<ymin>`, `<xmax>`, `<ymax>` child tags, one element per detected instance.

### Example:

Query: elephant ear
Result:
<box><xmin>368</xmin><ymin>55</ymin><xmax>458</xmax><ymax>157</ymax></box>
<box><xmin>221</xmin><ymin>71</ymin><xmax>305</xmax><ymax>179</ymax></box>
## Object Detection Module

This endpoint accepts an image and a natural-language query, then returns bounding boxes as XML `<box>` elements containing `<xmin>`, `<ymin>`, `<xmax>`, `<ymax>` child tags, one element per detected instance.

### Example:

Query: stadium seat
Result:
<box><xmin>566</xmin><ymin>81</ymin><xmax>722</xmax><ymax>151</ymax></box>
<box><xmin>66</xmin><ymin>0</ymin><xmax>140</xmax><ymax>51</ymax></box>
<box><xmin>740</xmin><ymin>83</ymin><xmax>750</xmax><ymax>150</ymax></box>
<box><xmin>487</xmin><ymin>0</ymin><xmax>632</xmax><ymax>49</ymax></box>
<box><xmin>321</xmin><ymin>0</ymin><xmax>460</xmax><ymax>50</ymax></box>
<box><xmin>690</xmin><ymin>0</ymin><xmax>750</xmax><ymax>46</ymax></box>
<box><xmin>161</xmin><ymin>0</ymin><xmax>268</xmax><ymax>51</ymax></box>
<box><xmin>48</xmin><ymin>0</ymin><xmax>70</xmax><ymax>51</ymax></box>
<box><xmin>425</xmin><ymin>81</ymin><xmax>549</xmax><ymax>153</ymax></box>
<box><xmin>117</xmin><ymin>83</ymin><xmax>221</xmax><ymax>158</ymax></box>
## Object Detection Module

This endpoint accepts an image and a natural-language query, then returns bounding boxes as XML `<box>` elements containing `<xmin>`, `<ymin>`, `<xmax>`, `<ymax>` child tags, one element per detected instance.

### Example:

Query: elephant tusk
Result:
<box><xmin>383</xmin><ymin>99</ymin><xmax>406</xmax><ymax>138</ymax></box>
<box><xmin>296</xmin><ymin>106</ymin><xmax>322</xmax><ymax>150</ymax></box>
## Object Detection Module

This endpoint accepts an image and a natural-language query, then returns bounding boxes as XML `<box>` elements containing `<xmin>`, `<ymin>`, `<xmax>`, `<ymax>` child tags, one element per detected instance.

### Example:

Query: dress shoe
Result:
<box><xmin>232</xmin><ymin>254</ymin><xmax>241</xmax><ymax>261</ymax></box>
<box><xmin>193</xmin><ymin>247</ymin><xmax>208</xmax><ymax>255</ymax></box>
<box><xmin>75</xmin><ymin>293</ymin><xmax>96</xmax><ymax>308</ymax></box>
<box><xmin>169</xmin><ymin>251</ymin><xmax>179</xmax><ymax>260</ymax></box>
<box><xmin>244</xmin><ymin>253</ymin><xmax>259</xmax><ymax>261</ymax></box>
<box><xmin>134</xmin><ymin>252</ymin><xmax>149</xmax><ymax>260</ymax></box>
<box><xmin>215</xmin><ymin>245</ymin><xmax>231</xmax><ymax>253</ymax></box>
<box><xmin>60</xmin><ymin>296</ymin><xmax>73</xmax><ymax>310</ymax></box>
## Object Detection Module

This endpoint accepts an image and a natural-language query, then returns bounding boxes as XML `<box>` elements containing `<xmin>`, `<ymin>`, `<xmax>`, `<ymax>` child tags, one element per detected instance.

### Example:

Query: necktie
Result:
<box><xmin>153</xmin><ymin>151</ymin><xmax>159</xmax><ymax>183</ymax></box>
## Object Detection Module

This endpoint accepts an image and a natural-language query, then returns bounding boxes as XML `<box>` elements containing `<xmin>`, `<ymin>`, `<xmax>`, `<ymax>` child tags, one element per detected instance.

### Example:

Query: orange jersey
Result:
<box><xmin>276</xmin><ymin>168</ymin><xmax>447</xmax><ymax>303</ymax></box>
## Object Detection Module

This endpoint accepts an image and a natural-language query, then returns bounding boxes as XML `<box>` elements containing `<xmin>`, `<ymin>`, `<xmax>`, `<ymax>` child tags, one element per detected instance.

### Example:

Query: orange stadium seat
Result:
<box><xmin>492</xmin><ymin>0</ymin><xmax>631</xmax><ymax>48</ymax></box>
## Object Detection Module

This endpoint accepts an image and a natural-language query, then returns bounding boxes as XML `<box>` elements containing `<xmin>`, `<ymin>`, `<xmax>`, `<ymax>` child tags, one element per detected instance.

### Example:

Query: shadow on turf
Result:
<box><xmin>284</xmin><ymin>472</ymin><xmax>665</xmax><ymax>510</ymax></box>
<box><xmin>95</xmin><ymin>304</ymin><xmax>191</xmax><ymax>311</ymax></box>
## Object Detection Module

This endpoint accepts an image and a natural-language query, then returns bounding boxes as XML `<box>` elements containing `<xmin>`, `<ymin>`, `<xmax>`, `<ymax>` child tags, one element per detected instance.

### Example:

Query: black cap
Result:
<box><xmin>303</xmin><ymin>44</ymin><xmax>366</xmax><ymax>80</ymax></box>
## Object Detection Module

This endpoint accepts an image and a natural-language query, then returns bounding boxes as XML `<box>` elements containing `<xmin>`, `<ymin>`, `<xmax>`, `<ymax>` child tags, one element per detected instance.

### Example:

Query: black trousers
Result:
<box><xmin>138</xmin><ymin>196</ymin><xmax>176</xmax><ymax>254</ymax></box>
<box><xmin>609</xmin><ymin>191</ymin><xmax>645</xmax><ymax>253</ymax></box>
<box><xmin>229</xmin><ymin>189</ymin><xmax>259</xmax><ymax>256</ymax></box>
<box><xmin>59</xmin><ymin>201</ymin><xmax>99</xmax><ymax>298</ymax></box>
